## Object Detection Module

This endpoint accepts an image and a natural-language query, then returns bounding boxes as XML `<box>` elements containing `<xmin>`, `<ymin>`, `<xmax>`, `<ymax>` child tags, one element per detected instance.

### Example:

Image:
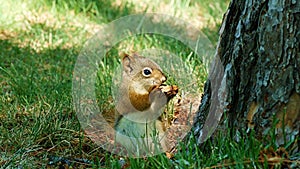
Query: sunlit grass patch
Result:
<box><xmin>0</xmin><ymin>0</ymin><xmax>102</xmax><ymax>52</ymax></box>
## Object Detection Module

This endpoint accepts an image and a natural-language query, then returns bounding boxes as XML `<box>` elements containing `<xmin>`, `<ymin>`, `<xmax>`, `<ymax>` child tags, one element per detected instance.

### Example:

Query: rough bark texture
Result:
<box><xmin>193</xmin><ymin>0</ymin><xmax>300</xmax><ymax>148</ymax></box>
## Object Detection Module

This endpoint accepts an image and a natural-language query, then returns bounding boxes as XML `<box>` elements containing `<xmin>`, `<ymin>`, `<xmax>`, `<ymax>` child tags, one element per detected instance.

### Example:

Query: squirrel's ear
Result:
<box><xmin>121</xmin><ymin>53</ymin><xmax>134</xmax><ymax>74</ymax></box>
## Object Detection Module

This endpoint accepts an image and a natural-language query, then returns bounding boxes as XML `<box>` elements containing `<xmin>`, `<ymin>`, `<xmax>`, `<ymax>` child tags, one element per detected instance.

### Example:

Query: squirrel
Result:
<box><xmin>114</xmin><ymin>52</ymin><xmax>178</xmax><ymax>154</ymax></box>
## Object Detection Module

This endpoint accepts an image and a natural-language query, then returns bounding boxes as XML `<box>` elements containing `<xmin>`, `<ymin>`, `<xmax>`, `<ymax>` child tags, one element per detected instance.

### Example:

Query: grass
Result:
<box><xmin>0</xmin><ymin>0</ymin><xmax>298</xmax><ymax>168</ymax></box>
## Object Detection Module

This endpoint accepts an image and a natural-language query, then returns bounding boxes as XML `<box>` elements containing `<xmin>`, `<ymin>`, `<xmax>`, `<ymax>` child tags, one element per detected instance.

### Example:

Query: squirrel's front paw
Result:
<box><xmin>149</xmin><ymin>88</ymin><xmax>168</xmax><ymax>109</ymax></box>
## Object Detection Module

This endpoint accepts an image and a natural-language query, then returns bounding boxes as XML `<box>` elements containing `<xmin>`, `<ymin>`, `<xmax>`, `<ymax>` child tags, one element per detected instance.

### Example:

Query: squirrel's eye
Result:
<box><xmin>142</xmin><ymin>67</ymin><xmax>152</xmax><ymax>77</ymax></box>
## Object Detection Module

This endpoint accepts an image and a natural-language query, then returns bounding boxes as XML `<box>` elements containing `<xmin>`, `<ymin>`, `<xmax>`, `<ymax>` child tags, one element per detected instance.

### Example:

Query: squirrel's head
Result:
<box><xmin>121</xmin><ymin>52</ymin><xmax>166</xmax><ymax>92</ymax></box>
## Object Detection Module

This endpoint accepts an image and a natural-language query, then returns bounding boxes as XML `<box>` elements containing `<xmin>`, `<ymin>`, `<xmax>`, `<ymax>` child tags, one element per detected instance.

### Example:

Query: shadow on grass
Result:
<box><xmin>0</xmin><ymin>39</ymin><xmax>110</xmax><ymax>168</ymax></box>
<box><xmin>0</xmin><ymin>39</ymin><xmax>76</xmax><ymax>104</ymax></box>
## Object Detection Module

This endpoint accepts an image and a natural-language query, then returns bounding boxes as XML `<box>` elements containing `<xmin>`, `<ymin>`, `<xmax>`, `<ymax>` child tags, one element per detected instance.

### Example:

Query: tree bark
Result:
<box><xmin>193</xmin><ymin>0</ymin><xmax>299</xmax><ymax>149</ymax></box>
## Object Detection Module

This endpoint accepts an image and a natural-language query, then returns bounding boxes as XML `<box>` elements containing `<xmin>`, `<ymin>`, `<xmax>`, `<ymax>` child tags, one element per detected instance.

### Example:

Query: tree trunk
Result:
<box><xmin>192</xmin><ymin>0</ymin><xmax>300</xmax><ymax>149</ymax></box>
